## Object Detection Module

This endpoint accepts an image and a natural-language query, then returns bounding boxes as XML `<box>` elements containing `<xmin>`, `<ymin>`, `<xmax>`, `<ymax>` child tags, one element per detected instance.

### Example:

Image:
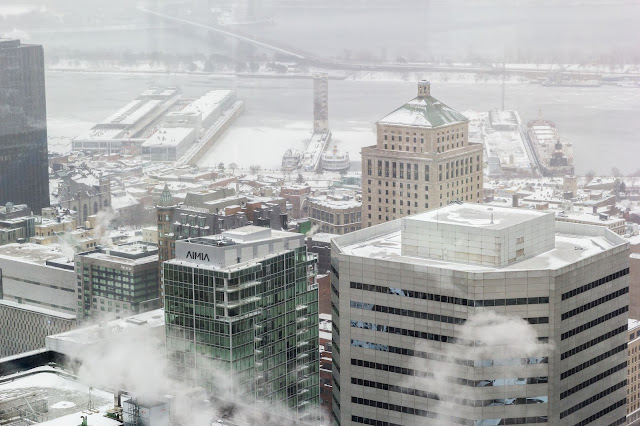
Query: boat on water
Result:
<box><xmin>525</xmin><ymin>120</ymin><xmax>574</xmax><ymax>177</ymax></box>
<box><xmin>321</xmin><ymin>145</ymin><xmax>350</xmax><ymax>172</ymax></box>
<box><xmin>281</xmin><ymin>149</ymin><xmax>301</xmax><ymax>171</ymax></box>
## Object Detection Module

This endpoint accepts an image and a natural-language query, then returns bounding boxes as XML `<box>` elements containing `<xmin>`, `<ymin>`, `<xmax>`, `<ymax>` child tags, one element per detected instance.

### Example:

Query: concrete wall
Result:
<box><xmin>0</xmin><ymin>256</ymin><xmax>77</xmax><ymax>315</ymax></box>
<box><xmin>0</xmin><ymin>300</ymin><xmax>76</xmax><ymax>357</ymax></box>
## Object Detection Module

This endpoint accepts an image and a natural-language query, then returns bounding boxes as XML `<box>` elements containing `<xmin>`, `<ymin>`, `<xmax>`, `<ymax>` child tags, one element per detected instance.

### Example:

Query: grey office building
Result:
<box><xmin>0</xmin><ymin>38</ymin><xmax>50</xmax><ymax>213</ymax></box>
<box><xmin>331</xmin><ymin>203</ymin><xmax>629</xmax><ymax>426</ymax></box>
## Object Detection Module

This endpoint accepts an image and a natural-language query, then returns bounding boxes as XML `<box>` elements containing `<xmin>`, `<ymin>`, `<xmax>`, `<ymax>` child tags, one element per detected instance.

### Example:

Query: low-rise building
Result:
<box><xmin>141</xmin><ymin>127</ymin><xmax>196</xmax><ymax>162</ymax></box>
<box><xmin>0</xmin><ymin>243</ymin><xmax>77</xmax><ymax>315</ymax></box>
<box><xmin>0</xmin><ymin>300</ymin><xmax>76</xmax><ymax>357</ymax></box>
<box><xmin>555</xmin><ymin>210</ymin><xmax>626</xmax><ymax>235</ymax></box>
<box><xmin>306</xmin><ymin>233</ymin><xmax>336</xmax><ymax>275</ymax></box>
<box><xmin>309</xmin><ymin>196</ymin><xmax>361</xmax><ymax>235</ymax></box>
<box><xmin>45</xmin><ymin>308</ymin><xmax>164</xmax><ymax>360</ymax></box>
<box><xmin>280</xmin><ymin>185</ymin><xmax>311</xmax><ymax>219</ymax></box>
<box><xmin>75</xmin><ymin>243</ymin><xmax>160</xmax><ymax>320</ymax></box>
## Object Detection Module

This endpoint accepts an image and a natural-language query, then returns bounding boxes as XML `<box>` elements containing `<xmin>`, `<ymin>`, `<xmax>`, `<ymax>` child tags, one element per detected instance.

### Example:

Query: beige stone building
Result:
<box><xmin>629</xmin><ymin>319</ymin><xmax>640</xmax><ymax>425</ymax></box>
<box><xmin>309</xmin><ymin>195</ymin><xmax>361</xmax><ymax>235</ymax></box>
<box><xmin>362</xmin><ymin>81</ymin><xmax>483</xmax><ymax>227</ymax></box>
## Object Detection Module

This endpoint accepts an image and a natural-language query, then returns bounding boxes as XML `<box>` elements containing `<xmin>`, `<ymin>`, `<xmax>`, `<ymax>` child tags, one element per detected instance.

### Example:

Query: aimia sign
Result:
<box><xmin>186</xmin><ymin>251</ymin><xmax>210</xmax><ymax>262</ymax></box>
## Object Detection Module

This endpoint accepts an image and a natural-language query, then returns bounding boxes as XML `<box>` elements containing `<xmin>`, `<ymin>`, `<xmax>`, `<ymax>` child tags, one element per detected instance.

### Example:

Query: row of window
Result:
<box><xmin>350</xmin><ymin>396</ymin><xmax>547</xmax><ymax>426</ymax></box>
<box><xmin>351</xmin><ymin>415</ymin><xmax>400</xmax><ymax>426</ymax></box>
<box><xmin>350</xmin><ymin>281</ymin><xmax>550</xmax><ymax>307</ymax></box>
<box><xmin>351</xmin><ymin>319</ymin><xmax>463</xmax><ymax>344</ymax></box>
<box><xmin>560</xmin><ymin>362</ymin><xmax>626</xmax><ymax>400</ymax></box>
<box><xmin>561</xmin><ymin>268</ymin><xmax>629</xmax><ymax>301</ymax></box>
<box><xmin>351</xmin><ymin>338</ymin><xmax>548</xmax><ymax>367</ymax></box>
<box><xmin>349</xmin><ymin>300</ymin><xmax>549</xmax><ymax>326</ymax></box>
<box><xmin>561</xmin><ymin>305</ymin><xmax>628</xmax><ymax>340</ymax></box>
<box><xmin>561</xmin><ymin>287</ymin><xmax>628</xmax><ymax>321</ymax></box>
<box><xmin>573</xmin><ymin>401</ymin><xmax>626</xmax><ymax>426</ymax></box>
<box><xmin>561</xmin><ymin>344</ymin><xmax>627</xmax><ymax>380</ymax></box>
<box><xmin>350</xmin><ymin>358</ymin><xmax>548</xmax><ymax>387</ymax></box>
<box><xmin>561</xmin><ymin>324</ymin><xmax>627</xmax><ymax>360</ymax></box>
<box><xmin>4</xmin><ymin>275</ymin><xmax>75</xmax><ymax>292</ymax></box>
<box><xmin>560</xmin><ymin>380</ymin><xmax>626</xmax><ymax>419</ymax></box>
<box><xmin>351</xmin><ymin>376</ymin><xmax>548</xmax><ymax>407</ymax></box>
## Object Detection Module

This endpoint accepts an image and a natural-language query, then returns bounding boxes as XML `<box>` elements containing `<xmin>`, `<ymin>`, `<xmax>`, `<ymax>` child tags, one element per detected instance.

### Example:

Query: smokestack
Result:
<box><xmin>417</xmin><ymin>80</ymin><xmax>431</xmax><ymax>98</ymax></box>
<box><xmin>114</xmin><ymin>390</ymin><xmax>122</xmax><ymax>408</ymax></box>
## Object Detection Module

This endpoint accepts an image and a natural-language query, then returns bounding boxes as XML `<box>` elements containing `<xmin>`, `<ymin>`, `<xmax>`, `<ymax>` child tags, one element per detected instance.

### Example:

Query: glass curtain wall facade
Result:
<box><xmin>0</xmin><ymin>39</ymin><xmax>50</xmax><ymax>213</ymax></box>
<box><xmin>164</xmin><ymin>245</ymin><xmax>320</xmax><ymax>420</ymax></box>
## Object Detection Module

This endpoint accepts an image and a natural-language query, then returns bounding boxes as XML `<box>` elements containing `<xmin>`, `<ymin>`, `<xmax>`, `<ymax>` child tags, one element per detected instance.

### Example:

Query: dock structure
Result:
<box><xmin>301</xmin><ymin>131</ymin><xmax>331</xmax><ymax>172</ymax></box>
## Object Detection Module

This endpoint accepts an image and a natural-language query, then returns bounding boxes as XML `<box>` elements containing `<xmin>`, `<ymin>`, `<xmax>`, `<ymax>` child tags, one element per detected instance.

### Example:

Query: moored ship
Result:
<box><xmin>321</xmin><ymin>145</ymin><xmax>350</xmax><ymax>172</ymax></box>
<box><xmin>525</xmin><ymin>120</ymin><xmax>574</xmax><ymax>177</ymax></box>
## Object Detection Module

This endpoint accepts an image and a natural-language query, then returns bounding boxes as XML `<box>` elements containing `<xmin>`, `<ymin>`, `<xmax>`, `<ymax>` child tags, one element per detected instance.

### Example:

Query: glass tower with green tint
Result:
<box><xmin>163</xmin><ymin>226</ymin><xmax>319</xmax><ymax>421</ymax></box>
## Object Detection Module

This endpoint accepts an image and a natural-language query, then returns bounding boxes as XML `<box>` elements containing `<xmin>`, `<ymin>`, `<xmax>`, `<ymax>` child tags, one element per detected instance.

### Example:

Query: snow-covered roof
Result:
<box><xmin>410</xmin><ymin>203</ymin><xmax>548</xmax><ymax>231</ymax></box>
<box><xmin>110</xmin><ymin>193</ymin><xmax>140</xmax><ymax>211</ymax></box>
<box><xmin>142</xmin><ymin>127</ymin><xmax>195</xmax><ymax>148</ymax></box>
<box><xmin>378</xmin><ymin>95</ymin><xmax>468</xmax><ymax>128</ymax></box>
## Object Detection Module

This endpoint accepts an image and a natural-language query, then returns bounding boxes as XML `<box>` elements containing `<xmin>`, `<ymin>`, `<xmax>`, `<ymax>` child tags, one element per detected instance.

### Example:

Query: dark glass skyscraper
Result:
<box><xmin>0</xmin><ymin>38</ymin><xmax>50</xmax><ymax>213</ymax></box>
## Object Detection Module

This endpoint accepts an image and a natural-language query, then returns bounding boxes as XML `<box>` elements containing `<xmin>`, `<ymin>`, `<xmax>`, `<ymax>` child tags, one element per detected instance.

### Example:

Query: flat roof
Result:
<box><xmin>46</xmin><ymin>309</ymin><xmax>164</xmax><ymax>345</ymax></box>
<box><xmin>311</xmin><ymin>233</ymin><xmax>338</xmax><ymax>244</ymax></box>
<box><xmin>0</xmin><ymin>243</ymin><xmax>74</xmax><ymax>266</ymax></box>
<box><xmin>102</xmin><ymin>99</ymin><xmax>163</xmax><ymax>126</ymax></box>
<box><xmin>309</xmin><ymin>196</ymin><xmax>361</xmax><ymax>210</ymax></box>
<box><xmin>409</xmin><ymin>203</ymin><xmax>550</xmax><ymax>231</ymax></box>
<box><xmin>181</xmin><ymin>90</ymin><xmax>234</xmax><ymax>118</ymax></box>
<box><xmin>0</xmin><ymin>367</ymin><xmax>114</xmax><ymax>425</ymax></box>
<box><xmin>142</xmin><ymin>127</ymin><xmax>195</xmax><ymax>148</ymax></box>
<box><xmin>339</xmin><ymin>228</ymin><xmax>619</xmax><ymax>272</ymax></box>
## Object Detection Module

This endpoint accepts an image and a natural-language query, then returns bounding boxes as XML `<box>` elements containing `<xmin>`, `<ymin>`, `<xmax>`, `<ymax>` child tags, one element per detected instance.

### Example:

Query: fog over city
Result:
<box><xmin>0</xmin><ymin>1</ymin><xmax>639</xmax><ymax>426</ymax></box>
<box><xmin>2</xmin><ymin>0</ymin><xmax>640</xmax><ymax>174</ymax></box>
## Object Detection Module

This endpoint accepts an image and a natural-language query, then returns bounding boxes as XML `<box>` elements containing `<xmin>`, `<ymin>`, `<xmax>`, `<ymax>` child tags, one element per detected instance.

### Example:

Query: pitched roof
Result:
<box><xmin>377</xmin><ymin>95</ymin><xmax>468</xmax><ymax>128</ymax></box>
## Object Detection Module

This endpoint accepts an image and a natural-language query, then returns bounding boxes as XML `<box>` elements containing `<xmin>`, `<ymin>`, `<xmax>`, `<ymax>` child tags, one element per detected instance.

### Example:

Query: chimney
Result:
<box><xmin>417</xmin><ymin>80</ymin><xmax>431</xmax><ymax>98</ymax></box>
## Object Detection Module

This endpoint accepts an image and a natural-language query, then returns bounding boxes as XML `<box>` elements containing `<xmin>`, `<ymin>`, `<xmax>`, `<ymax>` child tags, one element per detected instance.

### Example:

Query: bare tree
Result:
<box><xmin>229</xmin><ymin>162</ymin><xmax>238</xmax><ymax>175</ymax></box>
<box><xmin>612</xmin><ymin>167</ymin><xmax>621</xmax><ymax>178</ymax></box>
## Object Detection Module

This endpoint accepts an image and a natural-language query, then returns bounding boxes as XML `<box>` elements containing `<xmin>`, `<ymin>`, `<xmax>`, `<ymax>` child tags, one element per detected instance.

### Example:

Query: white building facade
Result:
<box><xmin>331</xmin><ymin>204</ymin><xmax>629</xmax><ymax>426</ymax></box>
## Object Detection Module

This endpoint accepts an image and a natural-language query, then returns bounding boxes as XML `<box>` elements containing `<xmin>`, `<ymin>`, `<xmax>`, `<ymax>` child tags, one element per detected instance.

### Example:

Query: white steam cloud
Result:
<box><xmin>413</xmin><ymin>310</ymin><xmax>551</xmax><ymax>425</ymax></box>
<box><xmin>74</xmin><ymin>328</ymin><xmax>325</xmax><ymax>425</ymax></box>
<box><xmin>93</xmin><ymin>209</ymin><xmax>116</xmax><ymax>247</ymax></box>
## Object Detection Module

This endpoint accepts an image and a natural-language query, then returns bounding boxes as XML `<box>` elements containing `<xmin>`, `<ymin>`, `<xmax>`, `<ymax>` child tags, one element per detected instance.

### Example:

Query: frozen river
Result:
<box><xmin>45</xmin><ymin>71</ymin><xmax>640</xmax><ymax>175</ymax></box>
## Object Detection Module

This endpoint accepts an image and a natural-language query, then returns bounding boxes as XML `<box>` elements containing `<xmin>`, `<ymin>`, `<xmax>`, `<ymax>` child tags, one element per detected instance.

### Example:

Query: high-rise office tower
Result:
<box><xmin>331</xmin><ymin>203</ymin><xmax>629</xmax><ymax>426</ymax></box>
<box><xmin>0</xmin><ymin>38</ymin><xmax>50</xmax><ymax>213</ymax></box>
<box><xmin>362</xmin><ymin>81</ymin><xmax>483</xmax><ymax>227</ymax></box>
<box><xmin>164</xmin><ymin>226</ymin><xmax>320</xmax><ymax>420</ymax></box>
